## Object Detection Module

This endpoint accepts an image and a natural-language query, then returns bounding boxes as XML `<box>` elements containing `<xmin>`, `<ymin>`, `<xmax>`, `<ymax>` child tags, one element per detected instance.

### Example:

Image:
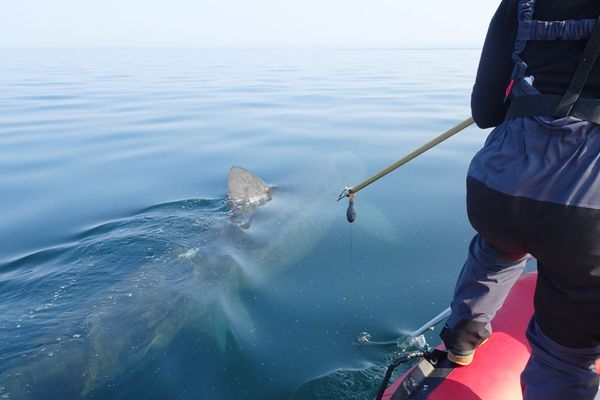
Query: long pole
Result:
<box><xmin>409</xmin><ymin>307</ymin><xmax>451</xmax><ymax>338</ymax></box>
<box><xmin>354</xmin><ymin>306</ymin><xmax>451</xmax><ymax>346</ymax></box>
<box><xmin>346</xmin><ymin>116</ymin><xmax>474</xmax><ymax>196</ymax></box>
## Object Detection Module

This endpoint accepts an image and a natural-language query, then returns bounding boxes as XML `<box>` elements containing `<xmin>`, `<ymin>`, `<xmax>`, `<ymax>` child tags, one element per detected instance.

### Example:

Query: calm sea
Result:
<box><xmin>0</xmin><ymin>48</ymin><xmax>488</xmax><ymax>399</ymax></box>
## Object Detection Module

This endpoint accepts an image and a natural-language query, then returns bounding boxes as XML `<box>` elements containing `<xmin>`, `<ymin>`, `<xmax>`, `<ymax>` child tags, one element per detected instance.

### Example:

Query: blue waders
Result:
<box><xmin>443</xmin><ymin>1</ymin><xmax>600</xmax><ymax>397</ymax></box>
<box><xmin>443</xmin><ymin>115</ymin><xmax>600</xmax><ymax>400</ymax></box>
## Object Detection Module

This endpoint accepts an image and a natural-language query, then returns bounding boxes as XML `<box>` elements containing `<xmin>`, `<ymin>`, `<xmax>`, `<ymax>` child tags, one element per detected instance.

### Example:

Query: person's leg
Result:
<box><xmin>441</xmin><ymin>175</ymin><xmax>531</xmax><ymax>364</ymax></box>
<box><xmin>521</xmin><ymin>319</ymin><xmax>600</xmax><ymax>400</ymax></box>
<box><xmin>520</xmin><ymin>185</ymin><xmax>600</xmax><ymax>398</ymax></box>
<box><xmin>441</xmin><ymin>234</ymin><xmax>530</xmax><ymax>364</ymax></box>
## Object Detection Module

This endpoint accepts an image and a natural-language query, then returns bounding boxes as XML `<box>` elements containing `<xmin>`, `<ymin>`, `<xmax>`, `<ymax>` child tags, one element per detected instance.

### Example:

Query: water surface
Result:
<box><xmin>0</xmin><ymin>48</ymin><xmax>488</xmax><ymax>399</ymax></box>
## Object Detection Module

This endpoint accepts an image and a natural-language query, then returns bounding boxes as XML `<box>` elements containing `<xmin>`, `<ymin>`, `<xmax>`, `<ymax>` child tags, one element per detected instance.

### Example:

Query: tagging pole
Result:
<box><xmin>338</xmin><ymin>116</ymin><xmax>474</xmax><ymax>222</ymax></box>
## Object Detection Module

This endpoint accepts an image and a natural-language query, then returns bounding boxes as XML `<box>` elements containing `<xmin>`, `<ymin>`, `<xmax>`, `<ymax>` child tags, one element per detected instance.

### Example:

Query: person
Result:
<box><xmin>440</xmin><ymin>0</ymin><xmax>600</xmax><ymax>399</ymax></box>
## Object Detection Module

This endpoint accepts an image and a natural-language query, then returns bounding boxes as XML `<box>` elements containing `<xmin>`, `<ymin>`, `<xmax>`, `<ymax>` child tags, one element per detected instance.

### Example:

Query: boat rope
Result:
<box><xmin>374</xmin><ymin>350</ymin><xmax>430</xmax><ymax>400</ymax></box>
<box><xmin>337</xmin><ymin>116</ymin><xmax>474</xmax><ymax>223</ymax></box>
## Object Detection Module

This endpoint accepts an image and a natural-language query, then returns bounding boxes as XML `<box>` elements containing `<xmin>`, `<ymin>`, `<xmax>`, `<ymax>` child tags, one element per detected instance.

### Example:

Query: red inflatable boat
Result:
<box><xmin>380</xmin><ymin>272</ymin><xmax>600</xmax><ymax>400</ymax></box>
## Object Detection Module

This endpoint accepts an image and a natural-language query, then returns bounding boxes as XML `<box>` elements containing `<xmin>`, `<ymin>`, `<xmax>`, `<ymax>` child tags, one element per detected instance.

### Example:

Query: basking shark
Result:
<box><xmin>0</xmin><ymin>155</ymin><xmax>400</xmax><ymax>398</ymax></box>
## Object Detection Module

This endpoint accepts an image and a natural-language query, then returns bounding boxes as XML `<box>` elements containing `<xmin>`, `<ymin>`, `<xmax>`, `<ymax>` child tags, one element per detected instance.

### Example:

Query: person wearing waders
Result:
<box><xmin>440</xmin><ymin>0</ymin><xmax>600</xmax><ymax>399</ymax></box>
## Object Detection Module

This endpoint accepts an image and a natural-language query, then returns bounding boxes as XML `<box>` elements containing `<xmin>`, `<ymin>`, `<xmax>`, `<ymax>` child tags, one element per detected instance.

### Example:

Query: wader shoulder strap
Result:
<box><xmin>554</xmin><ymin>13</ymin><xmax>600</xmax><ymax>117</ymax></box>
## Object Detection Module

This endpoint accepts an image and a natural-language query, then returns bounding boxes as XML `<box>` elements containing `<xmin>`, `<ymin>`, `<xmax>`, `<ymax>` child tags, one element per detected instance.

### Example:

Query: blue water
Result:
<box><xmin>0</xmin><ymin>48</ymin><xmax>488</xmax><ymax>399</ymax></box>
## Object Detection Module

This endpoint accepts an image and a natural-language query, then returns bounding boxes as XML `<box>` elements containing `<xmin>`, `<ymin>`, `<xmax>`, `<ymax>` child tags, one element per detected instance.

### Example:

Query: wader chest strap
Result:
<box><xmin>506</xmin><ymin>94</ymin><xmax>600</xmax><ymax>125</ymax></box>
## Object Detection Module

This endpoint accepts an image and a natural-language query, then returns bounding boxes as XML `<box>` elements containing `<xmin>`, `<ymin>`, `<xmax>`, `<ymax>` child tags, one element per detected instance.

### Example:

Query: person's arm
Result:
<box><xmin>471</xmin><ymin>0</ymin><xmax>518</xmax><ymax>128</ymax></box>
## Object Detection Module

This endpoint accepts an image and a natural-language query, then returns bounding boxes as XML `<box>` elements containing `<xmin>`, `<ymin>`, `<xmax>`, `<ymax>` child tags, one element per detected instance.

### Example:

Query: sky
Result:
<box><xmin>1</xmin><ymin>0</ymin><xmax>499</xmax><ymax>48</ymax></box>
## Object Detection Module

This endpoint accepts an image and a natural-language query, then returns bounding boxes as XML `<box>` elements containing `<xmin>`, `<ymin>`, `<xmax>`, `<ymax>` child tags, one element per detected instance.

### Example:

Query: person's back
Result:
<box><xmin>442</xmin><ymin>0</ymin><xmax>600</xmax><ymax>398</ymax></box>
<box><xmin>472</xmin><ymin>0</ymin><xmax>600</xmax><ymax>127</ymax></box>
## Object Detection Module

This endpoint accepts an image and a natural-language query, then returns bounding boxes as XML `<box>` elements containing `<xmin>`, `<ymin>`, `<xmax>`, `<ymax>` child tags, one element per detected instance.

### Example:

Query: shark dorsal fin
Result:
<box><xmin>227</xmin><ymin>166</ymin><xmax>271</xmax><ymax>207</ymax></box>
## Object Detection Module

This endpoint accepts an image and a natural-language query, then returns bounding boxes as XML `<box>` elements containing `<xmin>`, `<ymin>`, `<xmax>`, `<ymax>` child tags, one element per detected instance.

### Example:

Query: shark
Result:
<box><xmin>0</xmin><ymin>154</ymin><xmax>400</xmax><ymax>398</ymax></box>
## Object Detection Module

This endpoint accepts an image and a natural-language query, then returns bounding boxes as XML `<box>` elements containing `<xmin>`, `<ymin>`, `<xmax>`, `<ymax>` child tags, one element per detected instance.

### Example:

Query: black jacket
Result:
<box><xmin>471</xmin><ymin>0</ymin><xmax>600</xmax><ymax>128</ymax></box>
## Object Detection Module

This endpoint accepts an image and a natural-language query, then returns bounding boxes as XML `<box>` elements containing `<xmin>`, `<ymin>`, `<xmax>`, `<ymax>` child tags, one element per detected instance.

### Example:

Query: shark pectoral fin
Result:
<box><xmin>221</xmin><ymin>295</ymin><xmax>256</xmax><ymax>345</ymax></box>
<box><xmin>355</xmin><ymin>202</ymin><xmax>402</xmax><ymax>245</ymax></box>
<box><xmin>200</xmin><ymin>294</ymin><xmax>256</xmax><ymax>353</ymax></box>
<box><xmin>203</xmin><ymin>304</ymin><xmax>229</xmax><ymax>353</ymax></box>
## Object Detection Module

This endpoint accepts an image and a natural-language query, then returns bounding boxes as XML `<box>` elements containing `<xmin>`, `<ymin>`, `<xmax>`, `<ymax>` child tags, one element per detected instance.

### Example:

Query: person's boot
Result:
<box><xmin>447</xmin><ymin>337</ymin><xmax>489</xmax><ymax>365</ymax></box>
<box><xmin>440</xmin><ymin>321</ymin><xmax>491</xmax><ymax>366</ymax></box>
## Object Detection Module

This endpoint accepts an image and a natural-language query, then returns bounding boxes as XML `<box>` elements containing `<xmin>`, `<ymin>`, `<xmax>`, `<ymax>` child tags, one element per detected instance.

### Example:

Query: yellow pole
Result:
<box><xmin>348</xmin><ymin>116</ymin><xmax>474</xmax><ymax>195</ymax></box>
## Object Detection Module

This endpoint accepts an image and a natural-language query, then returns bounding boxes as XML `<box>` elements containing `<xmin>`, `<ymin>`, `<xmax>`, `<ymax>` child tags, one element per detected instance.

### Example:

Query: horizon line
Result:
<box><xmin>0</xmin><ymin>45</ymin><xmax>482</xmax><ymax>51</ymax></box>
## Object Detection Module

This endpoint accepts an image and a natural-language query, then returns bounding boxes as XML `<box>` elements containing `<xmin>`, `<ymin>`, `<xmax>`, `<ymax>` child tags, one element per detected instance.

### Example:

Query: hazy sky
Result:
<box><xmin>1</xmin><ymin>1</ymin><xmax>499</xmax><ymax>48</ymax></box>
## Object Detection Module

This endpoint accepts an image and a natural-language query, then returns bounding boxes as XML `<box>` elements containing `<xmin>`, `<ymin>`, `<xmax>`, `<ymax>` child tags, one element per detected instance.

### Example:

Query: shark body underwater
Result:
<box><xmin>0</xmin><ymin>155</ymin><xmax>398</xmax><ymax>398</ymax></box>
